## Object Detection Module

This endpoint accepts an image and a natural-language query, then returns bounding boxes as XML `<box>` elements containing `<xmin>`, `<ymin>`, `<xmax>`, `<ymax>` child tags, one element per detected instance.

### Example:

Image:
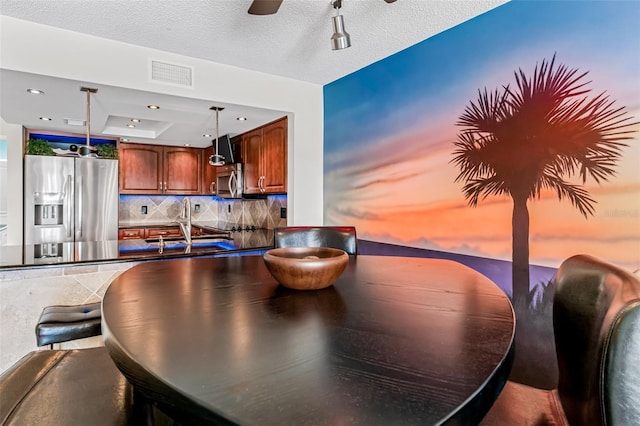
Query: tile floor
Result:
<box><xmin>0</xmin><ymin>261</ymin><xmax>136</xmax><ymax>373</ymax></box>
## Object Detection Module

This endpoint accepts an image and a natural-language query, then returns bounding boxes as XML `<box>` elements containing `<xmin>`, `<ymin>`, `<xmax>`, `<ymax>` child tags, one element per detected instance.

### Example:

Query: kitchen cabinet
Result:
<box><xmin>117</xmin><ymin>225</ymin><xmax>214</xmax><ymax>240</ymax></box>
<box><xmin>119</xmin><ymin>144</ymin><xmax>203</xmax><ymax>194</ymax></box>
<box><xmin>118</xmin><ymin>226</ymin><xmax>186</xmax><ymax>240</ymax></box>
<box><xmin>242</xmin><ymin>117</ymin><xmax>287</xmax><ymax>194</ymax></box>
<box><xmin>164</xmin><ymin>147</ymin><xmax>203</xmax><ymax>194</ymax></box>
<box><xmin>119</xmin><ymin>144</ymin><xmax>163</xmax><ymax>194</ymax></box>
<box><xmin>118</xmin><ymin>228</ymin><xmax>145</xmax><ymax>240</ymax></box>
<box><xmin>145</xmin><ymin>226</ymin><xmax>182</xmax><ymax>239</ymax></box>
<box><xmin>242</xmin><ymin>129</ymin><xmax>263</xmax><ymax>194</ymax></box>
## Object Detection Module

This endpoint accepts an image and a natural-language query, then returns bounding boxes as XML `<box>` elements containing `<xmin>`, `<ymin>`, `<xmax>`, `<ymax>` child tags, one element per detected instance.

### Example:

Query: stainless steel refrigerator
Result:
<box><xmin>24</xmin><ymin>155</ymin><xmax>118</xmax><ymax>263</ymax></box>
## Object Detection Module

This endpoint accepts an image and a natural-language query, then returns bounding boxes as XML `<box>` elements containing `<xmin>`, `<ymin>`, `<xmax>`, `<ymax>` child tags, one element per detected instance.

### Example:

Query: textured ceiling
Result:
<box><xmin>0</xmin><ymin>0</ymin><xmax>508</xmax><ymax>146</ymax></box>
<box><xmin>0</xmin><ymin>0</ymin><xmax>506</xmax><ymax>85</ymax></box>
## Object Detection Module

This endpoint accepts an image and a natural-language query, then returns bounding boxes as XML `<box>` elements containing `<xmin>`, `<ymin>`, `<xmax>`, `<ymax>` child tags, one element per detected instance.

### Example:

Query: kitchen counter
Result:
<box><xmin>0</xmin><ymin>227</ymin><xmax>275</xmax><ymax>269</ymax></box>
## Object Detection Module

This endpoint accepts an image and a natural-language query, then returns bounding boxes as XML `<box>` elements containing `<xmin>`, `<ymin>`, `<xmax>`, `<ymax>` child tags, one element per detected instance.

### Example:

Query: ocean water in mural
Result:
<box><xmin>324</xmin><ymin>0</ymin><xmax>640</xmax><ymax>278</ymax></box>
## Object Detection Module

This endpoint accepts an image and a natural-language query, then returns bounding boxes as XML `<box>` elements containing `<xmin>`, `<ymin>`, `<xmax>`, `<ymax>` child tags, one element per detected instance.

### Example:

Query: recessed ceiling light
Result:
<box><xmin>27</xmin><ymin>89</ymin><xmax>44</xmax><ymax>94</ymax></box>
<box><xmin>39</xmin><ymin>117</ymin><xmax>52</xmax><ymax>121</ymax></box>
<box><xmin>147</xmin><ymin>104</ymin><xmax>160</xmax><ymax>110</ymax></box>
<box><xmin>184</xmin><ymin>143</ymin><xmax>191</xmax><ymax>147</ymax></box>
<box><xmin>121</xmin><ymin>138</ymin><xmax>130</xmax><ymax>142</ymax></box>
<box><xmin>126</xmin><ymin>124</ymin><xmax>136</xmax><ymax>128</ymax></box>
<box><xmin>236</xmin><ymin>117</ymin><xmax>247</xmax><ymax>121</ymax></box>
<box><xmin>131</xmin><ymin>118</ymin><xmax>140</xmax><ymax>123</ymax></box>
<box><xmin>203</xmin><ymin>133</ymin><xmax>212</xmax><ymax>138</ymax></box>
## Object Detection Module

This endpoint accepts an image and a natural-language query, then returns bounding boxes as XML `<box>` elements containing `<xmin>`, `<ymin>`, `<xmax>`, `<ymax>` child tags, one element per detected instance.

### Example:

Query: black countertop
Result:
<box><xmin>1</xmin><ymin>223</ymin><xmax>274</xmax><ymax>269</ymax></box>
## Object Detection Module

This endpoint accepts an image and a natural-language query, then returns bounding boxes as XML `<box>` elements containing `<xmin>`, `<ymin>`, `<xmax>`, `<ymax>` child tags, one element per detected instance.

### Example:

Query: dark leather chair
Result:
<box><xmin>274</xmin><ymin>226</ymin><xmax>357</xmax><ymax>255</ymax></box>
<box><xmin>481</xmin><ymin>254</ymin><xmax>640</xmax><ymax>425</ymax></box>
<box><xmin>36</xmin><ymin>302</ymin><xmax>102</xmax><ymax>348</ymax></box>
<box><xmin>0</xmin><ymin>347</ymin><xmax>150</xmax><ymax>425</ymax></box>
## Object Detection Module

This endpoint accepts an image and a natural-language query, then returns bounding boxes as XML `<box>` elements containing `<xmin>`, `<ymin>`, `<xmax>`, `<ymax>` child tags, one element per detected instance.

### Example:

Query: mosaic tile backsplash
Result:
<box><xmin>119</xmin><ymin>195</ymin><xmax>287</xmax><ymax>229</ymax></box>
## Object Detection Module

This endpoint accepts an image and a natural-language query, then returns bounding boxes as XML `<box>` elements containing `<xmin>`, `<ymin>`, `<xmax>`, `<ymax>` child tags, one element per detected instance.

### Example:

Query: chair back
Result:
<box><xmin>553</xmin><ymin>254</ymin><xmax>640</xmax><ymax>426</ymax></box>
<box><xmin>274</xmin><ymin>226</ymin><xmax>357</xmax><ymax>255</ymax></box>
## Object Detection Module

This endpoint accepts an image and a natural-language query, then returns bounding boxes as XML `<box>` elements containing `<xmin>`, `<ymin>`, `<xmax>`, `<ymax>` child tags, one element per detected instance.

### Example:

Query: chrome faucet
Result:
<box><xmin>179</xmin><ymin>197</ymin><xmax>192</xmax><ymax>245</ymax></box>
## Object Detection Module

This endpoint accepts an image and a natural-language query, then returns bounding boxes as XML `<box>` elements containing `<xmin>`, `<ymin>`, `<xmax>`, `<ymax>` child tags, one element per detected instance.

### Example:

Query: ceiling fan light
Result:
<box><xmin>331</xmin><ymin>15</ymin><xmax>351</xmax><ymax>50</ymax></box>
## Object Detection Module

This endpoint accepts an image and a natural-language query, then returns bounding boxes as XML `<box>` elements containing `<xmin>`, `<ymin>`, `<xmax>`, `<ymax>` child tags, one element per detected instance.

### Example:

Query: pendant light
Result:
<box><xmin>209</xmin><ymin>106</ymin><xmax>226</xmax><ymax>166</ymax></box>
<box><xmin>79</xmin><ymin>87</ymin><xmax>98</xmax><ymax>157</ymax></box>
<box><xmin>331</xmin><ymin>0</ymin><xmax>351</xmax><ymax>50</ymax></box>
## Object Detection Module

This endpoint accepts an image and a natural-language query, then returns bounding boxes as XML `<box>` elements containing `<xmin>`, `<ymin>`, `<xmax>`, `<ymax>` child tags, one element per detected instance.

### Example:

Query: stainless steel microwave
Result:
<box><xmin>215</xmin><ymin>163</ymin><xmax>243</xmax><ymax>199</ymax></box>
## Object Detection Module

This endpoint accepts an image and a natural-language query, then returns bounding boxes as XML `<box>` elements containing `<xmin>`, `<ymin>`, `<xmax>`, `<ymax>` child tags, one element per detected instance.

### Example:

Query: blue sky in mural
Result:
<box><xmin>325</xmin><ymin>0</ymin><xmax>639</xmax><ymax>152</ymax></box>
<box><xmin>324</xmin><ymin>0</ymin><xmax>640</xmax><ymax>269</ymax></box>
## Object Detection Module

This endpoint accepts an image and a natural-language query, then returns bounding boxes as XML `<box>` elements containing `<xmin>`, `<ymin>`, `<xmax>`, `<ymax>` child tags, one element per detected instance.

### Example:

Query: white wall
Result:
<box><xmin>0</xmin><ymin>16</ymin><xmax>324</xmax><ymax>226</ymax></box>
<box><xmin>0</xmin><ymin>117</ymin><xmax>24</xmax><ymax>246</ymax></box>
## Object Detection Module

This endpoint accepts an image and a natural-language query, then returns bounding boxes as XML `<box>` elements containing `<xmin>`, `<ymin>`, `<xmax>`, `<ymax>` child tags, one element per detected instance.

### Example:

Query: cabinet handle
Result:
<box><xmin>159</xmin><ymin>181</ymin><xmax>163</xmax><ymax>192</ymax></box>
<box><xmin>210</xmin><ymin>182</ymin><xmax>215</xmax><ymax>193</ymax></box>
<box><xmin>259</xmin><ymin>176</ymin><xmax>266</xmax><ymax>193</ymax></box>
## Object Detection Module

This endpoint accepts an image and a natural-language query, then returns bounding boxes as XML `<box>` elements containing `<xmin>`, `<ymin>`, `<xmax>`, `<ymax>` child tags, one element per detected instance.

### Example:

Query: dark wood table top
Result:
<box><xmin>102</xmin><ymin>255</ymin><xmax>515</xmax><ymax>425</ymax></box>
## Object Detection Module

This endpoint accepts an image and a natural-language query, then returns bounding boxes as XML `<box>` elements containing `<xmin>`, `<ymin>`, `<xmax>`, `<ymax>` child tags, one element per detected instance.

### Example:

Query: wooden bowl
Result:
<box><xmin>263</xmin><ymin>247</ymin><xmax>349</xmax><ymax>290</ymax></box>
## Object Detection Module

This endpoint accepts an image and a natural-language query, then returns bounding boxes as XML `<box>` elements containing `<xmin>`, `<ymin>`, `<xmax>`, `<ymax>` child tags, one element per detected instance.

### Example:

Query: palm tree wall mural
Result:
<box><xmin>324</xmin><ymin>1</ymin><xmax>639</xmax><ymax>388</ymax></box>
<box><xmin>452</xmin><ymin>55</ymin><xmax>637</xmax><ymax>304</ymax></box>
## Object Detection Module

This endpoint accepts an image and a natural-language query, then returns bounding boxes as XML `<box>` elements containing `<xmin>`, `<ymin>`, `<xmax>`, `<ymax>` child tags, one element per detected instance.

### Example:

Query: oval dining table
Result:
<box><xmin>102</xmin><ymin>254</ymin><xmax>515</xmax><ymax>426</ymax></box>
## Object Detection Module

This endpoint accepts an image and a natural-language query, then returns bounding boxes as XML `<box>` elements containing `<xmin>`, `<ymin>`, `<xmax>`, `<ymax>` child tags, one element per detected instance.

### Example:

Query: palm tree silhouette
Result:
<box><xmin>452</xmin><ymin>55</ymin><xmax>637</xmax><ymax>305</ymax></box>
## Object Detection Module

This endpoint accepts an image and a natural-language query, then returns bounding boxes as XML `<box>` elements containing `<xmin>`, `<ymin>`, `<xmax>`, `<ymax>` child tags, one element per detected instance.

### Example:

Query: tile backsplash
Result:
<box><xmin>119</xmin><ymin>195</ymin><xmax>287</xmax><ymax>229</ymax></box>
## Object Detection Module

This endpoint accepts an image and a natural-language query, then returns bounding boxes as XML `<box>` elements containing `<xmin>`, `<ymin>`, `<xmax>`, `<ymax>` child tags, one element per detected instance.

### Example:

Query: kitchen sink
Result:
<box><xmin>119</xmin><ymin>237</ymin><xmax>235</xmax><ymax>258</ymax></box>
<box><xmin>144</xmin><ymin>234</ymin><xmax>231</xmax><ymax>244</ymax></box>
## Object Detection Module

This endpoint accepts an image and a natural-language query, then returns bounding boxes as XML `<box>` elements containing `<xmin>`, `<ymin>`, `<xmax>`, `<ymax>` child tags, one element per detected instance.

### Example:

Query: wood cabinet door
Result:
<box><xmin>119</xmin><ymin>144</ymin><xmax>163</xmax><ymax>194</ymax></box>
<box><xmin>202</xmin><ymin>146</ymin><xmax>217</xmax><ymax>195</ymax></box>
<box><xmin>261</xmin><ymin>117</ymin><xmax>287</xmax><ymax>193</ymax></box>
<box><xmin>145</xmin><ymin>227</ymin><xmax>182</xmax><ymax>238</ymax></box>
<box><xmin>242</xmin><ymin>129</ymin><xmax>263</xmax><ymax>194</ymax></box>
<box><xmin>118</xmin><ymin>228</ymin><xmax>145</xmax><ymax>240</ymax></box>
<box><xmin>164</xmin><ymin>147</ymin><xmax>202</xmax><ymax>194</ymax></box>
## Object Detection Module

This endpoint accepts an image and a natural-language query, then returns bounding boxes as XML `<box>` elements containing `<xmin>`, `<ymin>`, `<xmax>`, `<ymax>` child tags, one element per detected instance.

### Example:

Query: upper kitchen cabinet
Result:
<box><xmin>242</xmin><ymin>117</ymin><xmax>287</xmax><ymax>195</ymax></box>
<box><xmin>164</xmin><ymin>147</ymin><xmax>203</xmax><ymax>194</ymax></box>
<box><xmin>119</xmin><ymin>143</ymin><xmax>203</xmax><ymax>194</ymax></box>
<box><xmin>119</xmin><ymin>144</ymin><xmax>163</xmax><ymax>193</ymax></box>
<box><xmin>242</xmin><ymin>128</ymin><xmax>264</xmax><ymax>194</ymax></box>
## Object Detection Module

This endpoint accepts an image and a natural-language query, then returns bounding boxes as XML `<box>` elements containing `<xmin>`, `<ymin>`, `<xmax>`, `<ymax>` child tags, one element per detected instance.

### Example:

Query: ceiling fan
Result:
<box><xmin>248</xmin><ymin>0</ymin><xmax>396</xmax><ymax>16</ymax></box>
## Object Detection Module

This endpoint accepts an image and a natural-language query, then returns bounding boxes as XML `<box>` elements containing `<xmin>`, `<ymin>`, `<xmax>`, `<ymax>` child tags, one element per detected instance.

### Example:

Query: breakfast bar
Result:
<box><xmin>102</xmin><ymin>255</ymin><xmax>516</xmax><ymax>425</ymax></box>
<box><xmin>1</xmin><ymin>223</ymin><xmax>274</xmax><ymax>268</ymax></box>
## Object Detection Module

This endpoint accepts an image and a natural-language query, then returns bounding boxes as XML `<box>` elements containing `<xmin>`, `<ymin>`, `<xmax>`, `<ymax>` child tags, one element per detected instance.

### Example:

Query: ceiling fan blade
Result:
<box><xmin>248</xmin><ymin>0</ymin><xmax>284</xmax><ymax>15</ymax></box>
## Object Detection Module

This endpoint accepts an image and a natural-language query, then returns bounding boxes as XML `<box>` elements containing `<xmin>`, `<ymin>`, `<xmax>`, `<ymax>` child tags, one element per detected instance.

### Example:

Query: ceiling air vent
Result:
<box><xmin>150</xmin><ymin>60</ymin><xmax>194</xmax><ymax>88</ymax></box>
<box><xmin>64</xmin><ymin>118</ymin><xmax>85</xmax><ymax>126</ymax></box>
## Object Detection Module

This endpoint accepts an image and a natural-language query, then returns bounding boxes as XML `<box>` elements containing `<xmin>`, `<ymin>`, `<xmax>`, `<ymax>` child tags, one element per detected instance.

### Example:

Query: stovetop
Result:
<box><xmin>209</xmin><ymin>222</ymin><xmax>264</xmax><ymax>233</ymax></box>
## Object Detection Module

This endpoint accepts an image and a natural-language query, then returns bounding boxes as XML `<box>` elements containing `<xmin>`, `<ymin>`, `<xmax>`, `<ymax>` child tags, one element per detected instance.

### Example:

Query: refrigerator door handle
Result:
<box><xmin>66</xmin><ymin>174</ymin><xmax>73</xmax><ymax>238</ymax></box>
<box><xmin>77</xmin><ymin>176</ymin><xmax>83</xmax><ymax>238</ymax></box>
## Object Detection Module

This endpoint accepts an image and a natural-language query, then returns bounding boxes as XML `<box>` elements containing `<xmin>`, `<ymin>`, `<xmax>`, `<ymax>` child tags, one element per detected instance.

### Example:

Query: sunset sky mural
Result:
<box><xmin>324</xmin><ymin>0</ymin><xmax>640</xmax><ymax>271</ymax></box>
